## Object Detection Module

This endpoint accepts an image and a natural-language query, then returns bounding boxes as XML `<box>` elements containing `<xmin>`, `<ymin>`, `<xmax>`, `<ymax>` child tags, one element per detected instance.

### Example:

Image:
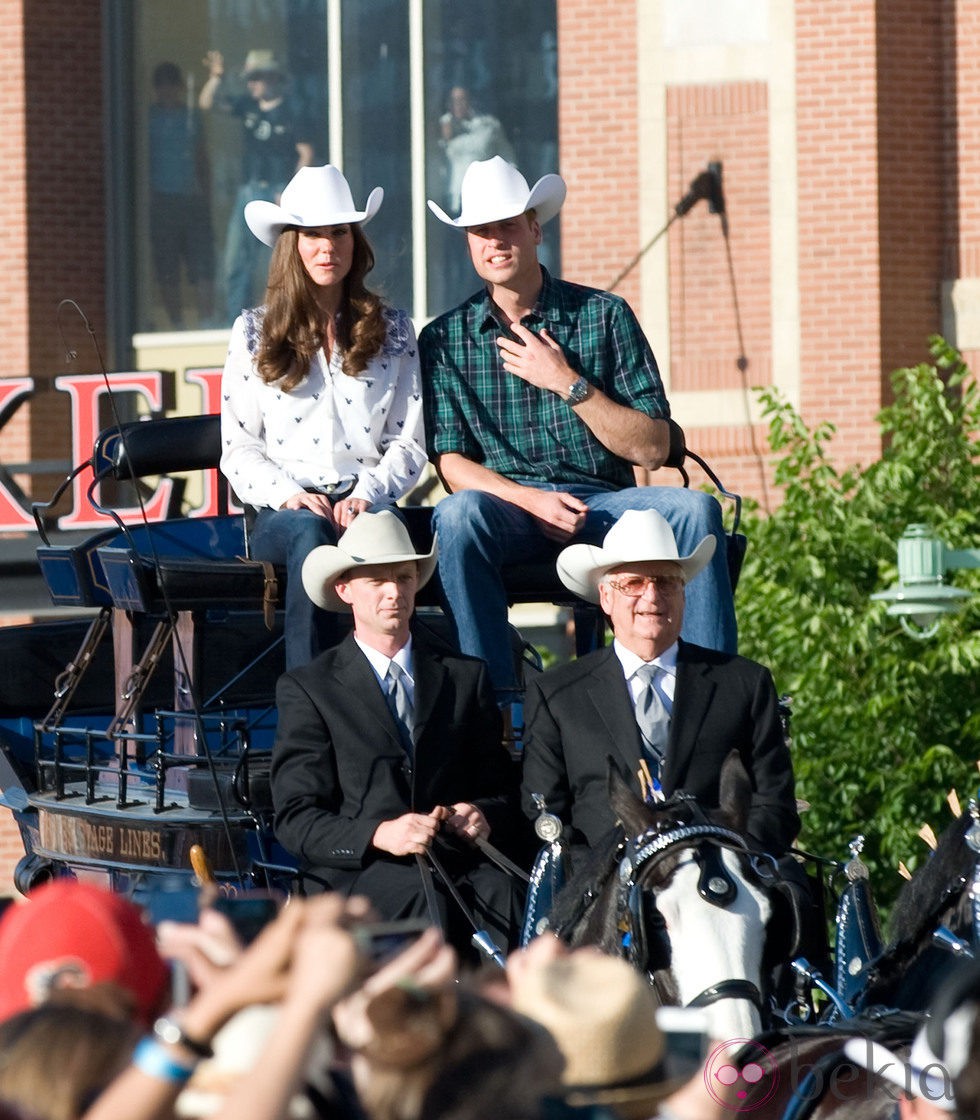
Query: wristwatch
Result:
<box><xmin>153</xmin><ymin>1015</ymin><xmax>215</xmax><ymax>1059</ymax></box>
<box><xmin>565</xmin><ymin>376</ymin><xmax>592</xmax><ymax>405</ymax></box>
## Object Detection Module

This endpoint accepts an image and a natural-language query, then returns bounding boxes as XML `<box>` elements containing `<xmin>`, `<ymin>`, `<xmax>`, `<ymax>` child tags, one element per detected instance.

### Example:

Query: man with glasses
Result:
<box><xmin>520</xmin><ymin>509</ymin><xmax>798</xmax><ymax>867</ymax></box>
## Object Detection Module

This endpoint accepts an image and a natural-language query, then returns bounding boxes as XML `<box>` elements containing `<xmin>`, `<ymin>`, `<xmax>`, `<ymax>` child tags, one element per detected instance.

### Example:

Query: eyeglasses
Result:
<box><xmin>605</xmin><ymin>574</ymin><xmax>684</xmax><ymax>597</ymax></box>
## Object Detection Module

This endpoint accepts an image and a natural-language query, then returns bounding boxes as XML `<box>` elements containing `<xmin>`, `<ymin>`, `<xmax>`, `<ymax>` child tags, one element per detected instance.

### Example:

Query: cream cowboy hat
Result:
<box><xmin>843</xmin><ymin>1016</ymin><xmax>972</xmax><ymax>1112</ymax></box>
<box><xmin>510</xmin><ymin>951</ymin><xmax>681</xmax><ymax>1118</ymax></box>
<box><xmin>301</xmin><ymin>511</ymin><xmax>438</xmax><ymax>612</ymax></box>
<box><xmin>244</xmin><ymin>164</ymin><xmax>383</xmax><ymax>247</ymax></box>
<box><xmin>242</xmin><ymin>50</ymin><xmax>284</xmax><ymax>77</ymax></box>
<box><xmin>427</xmin><ymin>155</ymin><xmax>566</xmax><ymax>228</ymax></box>
<box><xmin>556</xmin><ymin>509</ymin><xmax>716</xmax><ymax>605</ymax></box>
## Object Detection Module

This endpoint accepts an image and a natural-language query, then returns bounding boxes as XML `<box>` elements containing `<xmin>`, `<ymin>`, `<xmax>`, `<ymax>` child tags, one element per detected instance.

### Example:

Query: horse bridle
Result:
<box><xmin>615</xmin><ymin>820</ymin><xmax>772</xmax><ymax>1014</ymax></box>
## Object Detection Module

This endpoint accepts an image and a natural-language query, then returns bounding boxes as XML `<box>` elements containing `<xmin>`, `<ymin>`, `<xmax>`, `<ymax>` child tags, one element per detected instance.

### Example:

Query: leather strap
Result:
<box><xmin>415</xmin><ymin>853</ymin><xmax>444</xmax><ymax>933</ymax></box>
<box><xmin>688</xmin><ymin>978</ymin><xmax>764</xmax><ymax>1013</ymax></box>
<box><xmin>259</xmin><ymin>561</ymin><xmax>278</xmax><ymax>630</ymax></box>
<box><xmin>474</xmin><ymin>836</ymin><xmax>531</xmax><ymax>883</ymax></box>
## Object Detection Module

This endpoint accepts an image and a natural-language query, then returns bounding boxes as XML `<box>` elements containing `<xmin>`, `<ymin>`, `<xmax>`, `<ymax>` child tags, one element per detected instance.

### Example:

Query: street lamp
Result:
<box><xmin>872</xmin><ymin>523</ymin><xmax>980</xmax><ymax>639</ymax></box>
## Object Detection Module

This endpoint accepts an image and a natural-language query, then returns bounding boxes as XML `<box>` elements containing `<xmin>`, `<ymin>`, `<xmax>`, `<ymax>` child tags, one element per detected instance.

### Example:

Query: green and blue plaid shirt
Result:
<box><xmin>419</xmin><ymin>269</ymin><xmax>669</xmax><ymax>489</ymax></box>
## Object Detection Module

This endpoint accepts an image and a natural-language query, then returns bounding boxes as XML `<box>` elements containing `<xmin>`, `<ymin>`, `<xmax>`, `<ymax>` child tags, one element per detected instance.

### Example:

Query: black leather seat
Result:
<box><xmin>77</xmin><ymin>413</ymin><xmax>745</xmax><ymax>652</ymax></box>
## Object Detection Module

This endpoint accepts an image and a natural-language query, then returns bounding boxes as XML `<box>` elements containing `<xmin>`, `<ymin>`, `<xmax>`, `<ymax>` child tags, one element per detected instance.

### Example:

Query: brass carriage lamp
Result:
<box><xmin>871</xmin><ymin>523</ymin><xmax>979</xmax><ymax>639</ymax></box>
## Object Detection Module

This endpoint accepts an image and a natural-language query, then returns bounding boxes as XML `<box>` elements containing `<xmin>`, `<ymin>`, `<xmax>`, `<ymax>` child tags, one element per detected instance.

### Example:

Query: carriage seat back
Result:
<box><xmin>95</xmin><ymin>414</ymin><xmax>223</xmax><ymax>480</ymax></box>
<box><xmin>79</xmin><ymin>413</ymin><xmax>746</xmax><ymax>626</ymax></box>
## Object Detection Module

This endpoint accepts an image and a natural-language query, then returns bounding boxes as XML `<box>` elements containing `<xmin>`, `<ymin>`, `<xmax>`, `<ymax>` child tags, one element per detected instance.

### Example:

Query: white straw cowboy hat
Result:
<box><xmin>844</xmin><ymin>959</ymin><xmax>980</xmax><ymax>1114</ymax></box>
<box><xmin>556</xmin><ymin>508</ymin><xmax>716</xmax><ymax>605</ymax></box>
<box><xmin>427</xmin><ymin>155</ymin><xmax>566</xmax><ymax>228</ymax></box>
<box><xmin>244</xmin><ymin>164</ymin><xmax>383</xmax><ymax>247</ymax></box>
<box><xmin>510</xmin><ymin>951</ymin><xmax>681</xmax><ymax>1118</ymax></box>
<box><xmin>301</xmin><ymin>510</ymin><xmax>437</xmax><ymax>612</ymax></box>
<box><xmin>843</xmin><ymin>1012</ymin><xmax>973</xmax><ymax>1113</ymax></box>
<box><xmin>242</xmin><ymin>50</ymin><xmax>285</xmax><ymax>77</ymax></box>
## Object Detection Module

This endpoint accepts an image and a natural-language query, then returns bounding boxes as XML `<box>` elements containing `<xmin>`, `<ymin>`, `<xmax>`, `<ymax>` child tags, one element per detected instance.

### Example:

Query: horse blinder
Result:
<box><xmin>695</xmin><ymin>841</ymin><xmax>738</xmax><ymax>908</ymax></box>
<box><xmin>624</xmin><ymin>881</ymin><xmax>671</xmax><ymax>973</ymax></box>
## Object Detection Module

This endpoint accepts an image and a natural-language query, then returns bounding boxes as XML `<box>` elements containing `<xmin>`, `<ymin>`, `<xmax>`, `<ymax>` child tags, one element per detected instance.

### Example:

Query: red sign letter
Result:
<box><xmin>55</xmin><ymin>372</ymin><xmax>173</xmax><ymax>530</ymax></box>
<box><xmin>0</xmin><ymin>378</ymin><xmax>37</xmax><ymax>530</ymax></box>
<box><xmin>183</xmin><ymin>367</ymin><xmax>239</xmax><ymax>517</ymax></box>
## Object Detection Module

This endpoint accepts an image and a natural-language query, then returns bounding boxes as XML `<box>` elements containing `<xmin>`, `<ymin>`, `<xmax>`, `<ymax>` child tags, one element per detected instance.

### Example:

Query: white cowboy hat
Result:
<box><xmin>242</xmin><ymin>50</ymin><xmax>284</xmax><ymax>77</ymax></box>
<box><xmin>301</xmin><ymin>510</ymin><xmax>437</xmax><ymax>612</ymax></box>
<box><xmin>244</xmin><ymin>164</ymin><xmax>383</xmax><ymax>247</ymax></box>
<box><xmin>427</xmin><ymin>156</ymin><xmax>566</xmax><ymax>228</ymax></box>
<box><xmin>843</xmin><ymin>1009</ymin><xmax>975</xmax><ymax>1113</ymax></box>
<box><xmin>556</xmin><ymin>509</ymin><xmax>716</xmax><ymax>605</ymax></box>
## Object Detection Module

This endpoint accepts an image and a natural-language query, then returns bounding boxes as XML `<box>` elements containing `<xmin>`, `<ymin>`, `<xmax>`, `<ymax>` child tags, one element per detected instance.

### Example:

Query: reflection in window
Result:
<box><xmin>341</xmin><ymin>0</ymin><xmax>412</xmax><ymax>314</ymax></box>
<box><xmin>133</xmin><ymin>0</ymin><xmax>329</xmax><ymax>332</ymax></box>
<box><xmin>126</xmin><ymin>0</ymin><xmax>557</xmax><ymax>334</ymax></box>
<box><xmin>423</xmin><ymin>0</ymin><xmax>558</xmax><ymax>318</ymax></box>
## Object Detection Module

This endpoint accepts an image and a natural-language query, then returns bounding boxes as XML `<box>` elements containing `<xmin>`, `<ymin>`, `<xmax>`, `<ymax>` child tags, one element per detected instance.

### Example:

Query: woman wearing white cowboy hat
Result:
<box><xmin>220</xmin><ymin>164</ymin><xmax>428</xmax><ymax>669</ymax></box>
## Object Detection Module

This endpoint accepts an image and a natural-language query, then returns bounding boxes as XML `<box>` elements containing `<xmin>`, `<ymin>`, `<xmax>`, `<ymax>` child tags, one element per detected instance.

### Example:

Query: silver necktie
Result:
<box><xmin>634</xmin><ymin>663</ymin><xmax>670</xmax><ymax>768</ymax></box>
<box><xmin>385</xmin><ymin>661</ymin><xmax>414</xmax><ymax>752</ymax></box>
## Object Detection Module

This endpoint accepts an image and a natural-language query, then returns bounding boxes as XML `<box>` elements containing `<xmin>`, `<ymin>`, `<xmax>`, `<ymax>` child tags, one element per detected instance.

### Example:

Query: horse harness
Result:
<box><xmin>613</xmin><ymin>818</ymin><xmax>784</xmax><ymax>1015</ymax></box>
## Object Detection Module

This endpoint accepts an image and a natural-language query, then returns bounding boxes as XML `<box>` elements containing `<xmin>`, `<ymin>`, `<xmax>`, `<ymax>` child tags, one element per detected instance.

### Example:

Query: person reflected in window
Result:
<box><xmin>199</xmin><ymin>49</ymin><xmax>314</xmax><ymax>323</ymax></box>
<box><xmin>438</xmin><ymin>86</ymin><xmax>514</xmax><ymax>215</ymax></box>
<box><xmin>219</xmin><ymin>165</ymin><xmax>427</xmax><ymax>670</ymax></box>
<box><xmin>147</xmin><ymin>62</ymin><xmax>215</xmax><ymax>329</ymax></box>
<box><xmin>430</xmin><ymin>87</ymin><xmax>516</xmax><ymax>314</ymax></box>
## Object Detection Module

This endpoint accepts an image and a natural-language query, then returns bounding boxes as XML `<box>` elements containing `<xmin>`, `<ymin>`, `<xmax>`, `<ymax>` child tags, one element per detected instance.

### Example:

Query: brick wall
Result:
<box><xmin>557</xmin><ymin>0</ymin><xmax>642</xmax><ymax>314</ymax></box>
<box><xmin>559</xmin><ymin>3</ymin><xmax>972</xmax><ymax>496</ymax></box>
<box><xmin>945</xmin><ymin>0</ymin><xmax>980</xmax><ymax>373</ymax></box>
<box><xmin>17</xmin><ymin>1</ymin><xmax>105</xmax><ymax>494</ymax></box>
<box><xmin>0</xmin><ymin>4</ymin><xmax>31</xmax><ymax>490</ymax></box>
<box><xmin>795</xmin><ymin>0</ymin><xmax>886</xmax><ymax>470</ymax></box>
<box><xmin>877</xmin><ymin>3</ymin><xmax>946</xmax><ymax>388</ymax></box>
<box><xmin>666</xmin><ymin>83</ymin><xmax>772</xmax><ymax>398</ymax></box>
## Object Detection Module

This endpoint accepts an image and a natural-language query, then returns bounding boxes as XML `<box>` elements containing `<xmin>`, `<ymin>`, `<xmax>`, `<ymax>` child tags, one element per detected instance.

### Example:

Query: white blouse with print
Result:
<box><xmin>220</xmin><ymin>305</ymin><xmax>428</xmax><ymax>509</ymax></box>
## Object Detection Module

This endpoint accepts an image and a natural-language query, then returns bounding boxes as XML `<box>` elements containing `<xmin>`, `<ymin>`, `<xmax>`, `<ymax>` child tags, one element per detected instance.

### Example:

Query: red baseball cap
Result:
<box><xmin>0</xmin><ymin>879</ymin><xmax>169</xmax><ymax>1025</ymax></box>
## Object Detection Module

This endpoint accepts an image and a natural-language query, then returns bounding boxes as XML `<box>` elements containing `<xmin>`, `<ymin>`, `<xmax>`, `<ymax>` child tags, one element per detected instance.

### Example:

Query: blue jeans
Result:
<box><xmin>251</xmin><ymin>507</ymin><xmax>342</xmax><ymax>671</ymax></box>
<box><xmin>432</xmin><ymin>485</ymin><xmax>738</xmax><ymax>704</ymax></box>
<box><xmin>223</xmin><ymin>180</ymin><xmax>284</xmax><ymax>322</ymax></box>
<box><xmin>251</xmin><ymin>500</ymin><xmax>401</xmax><ymax>670</ymax></box>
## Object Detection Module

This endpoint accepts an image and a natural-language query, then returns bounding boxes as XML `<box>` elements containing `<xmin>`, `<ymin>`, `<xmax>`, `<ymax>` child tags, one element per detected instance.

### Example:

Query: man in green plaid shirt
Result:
<box><xmin>420</xmin><ymin>157</ymin><xmax>736</xmax><ymax>707</ymax></box>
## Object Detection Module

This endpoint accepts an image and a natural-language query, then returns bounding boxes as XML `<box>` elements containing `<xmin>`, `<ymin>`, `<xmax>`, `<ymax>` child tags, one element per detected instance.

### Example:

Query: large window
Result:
<box><xmin>422</xmin><ymin>1</ymin><xmax>560</xmax><ymax>316</ymax></box>
<box><xmin>120</xmin><ymin>0</ymin><xmax>557</xmax><ymax>337</ymax></box>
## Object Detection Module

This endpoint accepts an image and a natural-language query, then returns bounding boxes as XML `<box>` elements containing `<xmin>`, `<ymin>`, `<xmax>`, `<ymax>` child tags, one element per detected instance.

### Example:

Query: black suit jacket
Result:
<box><xmin>521</xmin><ymin>640</ymin><xmax>799</xmax><ymax>856</ymax></box>
<box><xmin>271</xmin><ymin>631</ymin><xmax>520</xmax><ymax>881</ymax></box>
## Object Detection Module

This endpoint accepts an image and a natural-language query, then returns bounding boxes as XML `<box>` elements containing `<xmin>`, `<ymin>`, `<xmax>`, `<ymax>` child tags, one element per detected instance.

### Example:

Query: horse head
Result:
<box><xmin>549</xmin><ymin>751</ymin><xmax>795</xmax><ymax>1041</ymax></box>
<box><xmin>860</xmin><ymin>804</ymin><xmax>980</xmax><ymax>1012</ymax></box>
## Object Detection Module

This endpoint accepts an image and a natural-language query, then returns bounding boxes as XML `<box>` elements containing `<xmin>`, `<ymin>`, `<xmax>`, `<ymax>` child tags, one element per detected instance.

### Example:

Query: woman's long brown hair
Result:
<box><xmin>255</xmin><ymin>225</ymin><xmax>387</xmax><ymax>392</ymax></box>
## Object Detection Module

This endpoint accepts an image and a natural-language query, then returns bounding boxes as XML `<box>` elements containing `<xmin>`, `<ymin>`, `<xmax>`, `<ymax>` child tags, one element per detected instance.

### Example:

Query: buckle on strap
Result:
<box><xmin>239</xmin><ymin>557</ymin><xmax>279</xmax><ymax>629</ymax></box>
<box><xmin>259</xmin><ymin>561</ymin><xmax>278</xmax><ymax>630</ymax></box>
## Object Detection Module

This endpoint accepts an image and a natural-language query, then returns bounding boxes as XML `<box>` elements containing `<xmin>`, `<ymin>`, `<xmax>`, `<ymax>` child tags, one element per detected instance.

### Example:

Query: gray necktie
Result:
<box><xmin>385</xmin><ymin>661</ymin><xmax>415</xmax><ymax>753</ymax></box>
<box><xmin>634</xmin><ymin>663</ymin><xmax>670</xmax><ymax>770</ymax></box>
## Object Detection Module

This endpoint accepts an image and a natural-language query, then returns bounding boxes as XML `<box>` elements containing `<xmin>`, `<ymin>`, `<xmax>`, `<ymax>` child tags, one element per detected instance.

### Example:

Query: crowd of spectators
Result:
<box><xmin>0</xmin><ymin>879</ymin><xmax>979</xmax><ymax>1120</ymax></box>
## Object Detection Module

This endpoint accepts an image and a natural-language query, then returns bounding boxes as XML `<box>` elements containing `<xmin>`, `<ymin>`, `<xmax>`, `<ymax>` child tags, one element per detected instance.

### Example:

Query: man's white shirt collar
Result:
<box><xmin>355</xmin><ymin>634</ymin><xmax>415</xmax><ymax>698</ymax></box>
<box><xmin>613</xmin><ymin>639</ymin><xmax>678</xmax><ymax>704</ymax></box>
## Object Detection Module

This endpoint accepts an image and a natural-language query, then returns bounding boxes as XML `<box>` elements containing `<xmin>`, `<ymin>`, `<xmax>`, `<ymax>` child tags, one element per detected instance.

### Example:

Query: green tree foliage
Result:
<box><xmin>736</xmin><ymin>337</ymin><xmax>980</xmax><ymax>911</ymax></box>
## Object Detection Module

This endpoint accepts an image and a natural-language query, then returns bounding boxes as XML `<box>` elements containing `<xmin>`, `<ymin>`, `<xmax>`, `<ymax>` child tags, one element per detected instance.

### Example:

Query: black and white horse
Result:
<box><xmin>546</xmin><ymin>753</ymin><xmax>802</xmax><ymax>1042</ymax></box>
<box><xmin>857</xmin><ymin>801</ymin><xmax>980</xmax><ymax>1014</ymax></box>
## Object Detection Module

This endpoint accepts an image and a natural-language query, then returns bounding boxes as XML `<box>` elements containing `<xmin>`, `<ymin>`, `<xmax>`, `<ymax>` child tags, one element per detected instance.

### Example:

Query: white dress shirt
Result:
<box><xmin>354</xmin><ymin>634</ymin><xmax>416</xmax><ymax>708</ymax></box>
<box><xmin>612</xmin><ymin>639</ymin><xmax>678</xmax><ymax>714</ymax></box>
<box><xmin>220</xmin><ymin>305</ymin><xmax>427</xmax><ymax>509</ymax></box>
